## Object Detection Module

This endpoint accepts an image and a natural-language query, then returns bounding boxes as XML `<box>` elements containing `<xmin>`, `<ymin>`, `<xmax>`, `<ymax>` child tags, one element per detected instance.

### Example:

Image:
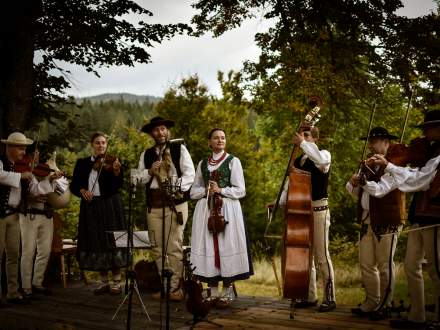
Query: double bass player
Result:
<box><xmin>279</xmin><ymin>125</ymin><xmax>337</xmax><ymax>312</ymax></box>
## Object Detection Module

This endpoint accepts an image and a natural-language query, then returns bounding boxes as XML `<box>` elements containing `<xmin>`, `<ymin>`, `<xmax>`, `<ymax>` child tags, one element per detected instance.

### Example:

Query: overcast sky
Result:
<box><xmin>60</xmin><ymin>0</ymin><xmax>438</xmax><ymax>98</ymax></box>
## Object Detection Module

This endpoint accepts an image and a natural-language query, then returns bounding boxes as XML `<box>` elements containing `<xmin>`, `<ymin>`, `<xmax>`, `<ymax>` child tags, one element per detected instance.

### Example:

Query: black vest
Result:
<box><xmin>293</xmin><ymin>155</ymin><xmax>329</xmax><ymax>201</ymax></box>
<box><xmin>143</xmin><ymin>142</ymin><xmax>182</xmax><ymax>177</ymax></box>
<box><xmin>0</xmin><ymin>155</ymin><xmax>14</xmax><ymax>217</ymax></box>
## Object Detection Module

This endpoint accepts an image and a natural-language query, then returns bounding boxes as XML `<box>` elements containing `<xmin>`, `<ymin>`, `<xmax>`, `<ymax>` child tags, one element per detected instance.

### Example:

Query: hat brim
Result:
<box><xmin>1</xmin><ymin>138</ymin><xmax>34</xmax><ymax>146</ymax></box>
<box><xmin>360</xmin><ymin>134</ymin><xmax>398</xmax><ymax>141</ymax></box>
<box><xmin>141</xmin><ymin>119</ymin><xmax>175</xmax><ymax>133</ymax></box>
<box><xmin>416</xmin><ymin>120</ymin><xmax>440</xmax><ymax>128</ymax></box>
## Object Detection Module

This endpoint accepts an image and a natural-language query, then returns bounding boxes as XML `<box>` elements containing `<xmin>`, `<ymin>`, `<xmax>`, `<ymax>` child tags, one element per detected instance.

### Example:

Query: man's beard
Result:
<box><xmin>155</xmin><ymin>136</ymin><xmax>168</xmax><ymax>145</ymax></box>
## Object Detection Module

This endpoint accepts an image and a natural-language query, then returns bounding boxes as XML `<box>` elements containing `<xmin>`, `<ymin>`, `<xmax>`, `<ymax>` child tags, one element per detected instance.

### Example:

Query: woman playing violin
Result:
<box><xmin>190</xmin><ymin>128</ymin><xmax>253</xmax><ymax>308</ymax></box>
<box><xmin>70</xmin><ymin>131</ymin><xmax>127</xmax><ymax>295</ymax></box>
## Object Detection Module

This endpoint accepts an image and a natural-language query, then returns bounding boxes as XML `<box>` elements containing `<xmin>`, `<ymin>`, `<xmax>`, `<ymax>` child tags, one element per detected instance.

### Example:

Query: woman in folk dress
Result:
<box><xmin>190</xmin><ymin>128</ymin><xmax>253</xmax><ymax>308</ymax></box>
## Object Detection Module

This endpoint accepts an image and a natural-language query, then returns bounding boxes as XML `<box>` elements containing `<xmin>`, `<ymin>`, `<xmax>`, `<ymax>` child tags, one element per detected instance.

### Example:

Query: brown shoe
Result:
<box><xmin>215</xmin><ymin>297</ymin><xmax>231</xmax><ymax>309</ymax></box>
<box><xmin>151</xmin><ymin>291</ymin><xmax>162</xmax><ymax>300</ymax></box>
<box><xmin>109</xmin><ymin>283</ymin><xmax>122</xmax><ymax>295</ymax></box>
<box><xmin>169</xmin><ymin>289</ymin><xmax>183</xmax><ymax>302</ymax></box>
<box><xmin>93</xmin><ymin>283</ymin><xmax>110</xmax><ymax>295</ymax></box>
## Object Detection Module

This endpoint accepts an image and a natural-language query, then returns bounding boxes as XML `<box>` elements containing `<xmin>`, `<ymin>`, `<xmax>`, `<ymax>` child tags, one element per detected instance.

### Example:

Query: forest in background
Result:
<box><xmin>45</xmin><ymin>72</ymin><xmax>425</xmax><ymax>260</ymax></box>
<box><xmin>1</xmin><ymin>0</ymin><xmax>438</xmax><ymax>262</ymax></box>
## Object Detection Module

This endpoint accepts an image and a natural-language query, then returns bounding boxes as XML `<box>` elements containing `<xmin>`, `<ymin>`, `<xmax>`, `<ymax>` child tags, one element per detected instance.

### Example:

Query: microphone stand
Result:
<box><xmin>112</xmin><ymin>173</ymin><xmax>150</xmax><ymax>328</ymax></box>
<box><xmin>159</xmin><ymin>176</ymin><xmax>182</xmax><ymax>330</ymax></box>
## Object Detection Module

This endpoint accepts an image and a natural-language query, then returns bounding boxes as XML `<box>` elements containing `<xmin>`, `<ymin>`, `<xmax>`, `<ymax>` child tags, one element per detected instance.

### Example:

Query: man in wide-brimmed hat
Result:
<box><xmin>0</xmin><ymin>132</ymin><xmax>34</xmax><ymax>305</ymax></box>
<box><xmin>363</xmin><ymin>110</ymin><xmax>440</xmax><ymax>328</ymax></box>
<box><xmin>132</xmin><ymin>117</ymin><xmax>195</xmax><ymax>302</ymax></box>
<box><xmin>346</xmin><ymin>126</ymin><xmax>404</xmax><ymax>321</ymax></box>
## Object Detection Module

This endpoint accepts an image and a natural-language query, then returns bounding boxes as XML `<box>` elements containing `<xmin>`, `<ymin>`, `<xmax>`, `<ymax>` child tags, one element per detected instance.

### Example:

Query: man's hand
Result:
<box><xmin>350</xmin><ymin>174</ymin><xmax>360</xmax><ymax>187</ymax></box>
<box><xmin>292</xmin><ymin>132</ymin><xmax>304</xmax><ymax>147</ymax></box>
<box><xmin>21</xmin><ymin>171</ymin><xmax>33</xmax><ymax>182</ymax></box>
<box><xmin>28</xmin><ymin>194</ymin><xmax>48</xmax><ymax>204</ymax></box>
<box><xmin>368</xmin><ymin>154</ymin><xmax>389</xmax><ymax>167</ymax></box>
<box><xmin>49</xmin><ymin>170</ymin><xmax>64</xmax><ymax>182</ymax></box>
<box><xmin>148</xmin><ymin>161</ymin><xmax>162</xmax><ymax>176</ymax></box>
<box><xmin>80</xmin><ymin>189</ymin><xmax>94</xmax><ymax>202</ymax></box>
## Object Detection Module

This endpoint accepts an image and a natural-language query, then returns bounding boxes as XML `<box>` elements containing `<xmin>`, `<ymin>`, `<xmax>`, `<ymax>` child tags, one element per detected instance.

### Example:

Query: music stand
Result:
<box><xmin>112</xmin><ymin>178</ymin><xmax>151</xmax><ymax>329</ymax></box>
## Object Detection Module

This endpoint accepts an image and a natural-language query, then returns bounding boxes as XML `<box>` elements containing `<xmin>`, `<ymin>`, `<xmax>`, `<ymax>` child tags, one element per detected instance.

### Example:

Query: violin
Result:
<box><xmin>92</xmin><ymin>154</ymin><xmax>118</xmax><ymax>172</ymax></box>
<box><xmin>386</xmin><ymin>137</ymin><xmax>431</xmax><ymax>167</ymax></box>
<box><xmin>182</xmin><ymin>247</ymin><xmax>212</xmax><ymax>320</ymax></box>
<box><xmin>15</xmin><ymin>155</ymin><xmax>56</xmax><ymax>178</ymax></box>
<box><xmin>207</xmin><ymin>193</ymin><xmax>227</xmax><ymax>234</ymax></box>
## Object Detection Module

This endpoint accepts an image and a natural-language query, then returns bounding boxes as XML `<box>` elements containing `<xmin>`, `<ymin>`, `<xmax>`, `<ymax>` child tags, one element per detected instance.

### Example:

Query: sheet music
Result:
<box><xmin>112</xmin><ymin>230</ymin><xmax>151</xmax><ymax>248</ymax></box>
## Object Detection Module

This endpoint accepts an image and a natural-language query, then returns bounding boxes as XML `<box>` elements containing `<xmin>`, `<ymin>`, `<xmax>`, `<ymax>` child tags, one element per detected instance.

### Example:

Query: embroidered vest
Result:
<box><xmin>414</xmin><ymin>145</ymin><xmax>440</xmax><ymax>224</ymax></box>
<box><xmin>201</xmin><ymin>154</ymin><xmax>234</xmax><ymax>188</ymax></box>
<box><xmin>365</xmin><ymin>165</ymin><xmax>406</xmax><ymax>234</ymax></box>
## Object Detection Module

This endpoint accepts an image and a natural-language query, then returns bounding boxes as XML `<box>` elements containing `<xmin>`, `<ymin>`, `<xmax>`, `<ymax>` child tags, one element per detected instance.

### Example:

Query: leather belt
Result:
<box><xmin>313</xmin><ymin>205</ymin><xmax>329</xmax><ymax>212</ymax></box>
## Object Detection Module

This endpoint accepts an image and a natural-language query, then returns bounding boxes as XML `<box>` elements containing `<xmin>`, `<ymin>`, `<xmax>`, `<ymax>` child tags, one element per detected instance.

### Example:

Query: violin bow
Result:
<box><xmin>399</xmin><ymin>86</ymin><xmax>416</xmax><ymax>144</ymax></box>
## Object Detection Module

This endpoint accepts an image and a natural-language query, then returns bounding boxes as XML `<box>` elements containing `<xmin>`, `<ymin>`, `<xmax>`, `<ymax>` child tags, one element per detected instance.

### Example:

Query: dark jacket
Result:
<box><xmin>70</xmin><ymin>157</ymin><xmax>123</xmax><ymax>198</ymax></box>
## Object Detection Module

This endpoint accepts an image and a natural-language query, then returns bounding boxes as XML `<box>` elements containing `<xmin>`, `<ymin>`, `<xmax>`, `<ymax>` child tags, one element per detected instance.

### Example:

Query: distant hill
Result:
<box><xmin>78</xmin><ymin>93</ymin><xmax>162</xmax><ymax>104</ymax></box>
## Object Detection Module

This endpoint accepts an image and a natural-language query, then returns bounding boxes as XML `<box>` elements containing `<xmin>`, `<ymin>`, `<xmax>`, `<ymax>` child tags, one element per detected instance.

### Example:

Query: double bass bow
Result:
<box><xmin>265</xmin><ymin>97</ymin><xmax>324</xmax><ymax>309</ymax></box>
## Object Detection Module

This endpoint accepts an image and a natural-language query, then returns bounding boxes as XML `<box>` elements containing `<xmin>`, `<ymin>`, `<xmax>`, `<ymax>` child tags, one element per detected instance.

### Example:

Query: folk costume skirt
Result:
<box><xmin>190</xmin><ymin>197</ymin><xmax>253</xmax><ymax>283</ymax></box>
<box><xmin>76</xmin><ymin>193</ymin><xmax>127</xmax><ymax>271</ymax></box>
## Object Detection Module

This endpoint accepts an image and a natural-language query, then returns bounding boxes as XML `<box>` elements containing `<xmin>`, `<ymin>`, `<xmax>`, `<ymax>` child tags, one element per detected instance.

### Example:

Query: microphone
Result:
<box><xmin>130</xmin><ymin>169</ymin><xmax>138</xmax><ymax>194</ymax></box>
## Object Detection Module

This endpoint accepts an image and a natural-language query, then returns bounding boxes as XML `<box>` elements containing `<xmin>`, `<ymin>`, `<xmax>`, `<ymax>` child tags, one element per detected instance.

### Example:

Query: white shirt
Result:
<box><xmin>299</xmin><ymin>140</ymin><xmax>331</xmax><ymax>174</ymax></box>
<box><xmin>280</xmin><ymin>140</ymin><xmax>331</xmax><ymax>205</ymax></box>
<box><xmin>0</xmin><ymin>159</ymin><xmax>53</xmax><ymax>208</ymax></box>
<box><xmin>360</xmin><ymin>154</ymin><xmax>440</xmax><ymax>196</ymax></box>
<box><xmin>134</xmin><ymin>144</ymin><xmax>195</xmax><ymax>192</ymax></box>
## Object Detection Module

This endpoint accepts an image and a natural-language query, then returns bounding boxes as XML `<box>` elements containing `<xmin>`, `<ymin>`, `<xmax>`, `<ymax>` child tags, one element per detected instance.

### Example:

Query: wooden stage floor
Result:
<box><xmin>0</xmin><ymin>281</ymin><xmax>395</xmax><ymax>330</ymax></box>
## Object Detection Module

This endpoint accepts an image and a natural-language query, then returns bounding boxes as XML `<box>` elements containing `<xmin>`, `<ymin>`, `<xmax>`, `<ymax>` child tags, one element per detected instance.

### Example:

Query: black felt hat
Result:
<box><xmin>360</xmin><ymin>127</ymin><xmax>398</xmax><ymax>141</ymax></box>
<box><xmin>417</xmin><ymin>110</ymin><xmax>440</xmax><ymax>128</ymax></box>
<box><xmin>141</xmin><ymin>116</ymin><xmax>175</xmax><ymax>133</ymax></box>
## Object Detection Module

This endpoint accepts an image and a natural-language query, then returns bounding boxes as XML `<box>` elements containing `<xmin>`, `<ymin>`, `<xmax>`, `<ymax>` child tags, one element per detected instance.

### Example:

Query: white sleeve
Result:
<box><xmin>346</xmin><ymin>181</ymin><xmax>360</xmax><ymax>199</ymax></box>
<box><xmin>384</xmin><ymin>155</ymin><xmax>440</xmax><ymax>192</ymax></box>
<box><xmin>134</xmin><ymin>150</ymin><xmax>152</xmax><ymax>185</ymax></box>
<box><xmin>362</xmin><ymin>173</ymin><xmax>398</xmax><ymax>198</ymax></box>
<box><xmin>190</xmin><ymin>161</ymin><xmax>206</xmax><ymax>200</ymax></box>
<box><xmin>300</xmin><ymin>141</ymin><xmax>331</xmax><ymax>173</ymax></box>
<box><xmin>28</xmin><ymin>177</ymin><xmax>54</xmax><ymax>196</ymax></box>
<box><xmin>0</xmin><ymin>160</ymin><xmax>21</xmax><ymax>188</ymax></box>
<box><xmin>221</xmin><ymin>157</ymin><xmax>246</xmax><ymax>199</ymax></box>
<box><xmin>179</xmin><ymin>145</ymin><xmax>195</xmax><ymax>192</ymax></box>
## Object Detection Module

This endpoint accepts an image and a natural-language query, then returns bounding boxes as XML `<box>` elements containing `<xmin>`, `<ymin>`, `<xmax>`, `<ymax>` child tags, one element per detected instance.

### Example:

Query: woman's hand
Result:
<box><xmin>209</xmin><ymin>180</ymin><xmax>222</xmax><ymax>194</ymax></box>
<box><xmin>113</xmin><ymin>158</ymin><xmax>121</xmax><ymax>176</ymax></box>
<box><xmin>80</xmin><ymin>188</ymin><xmax>94</xmax><ymax>202</ymax></box>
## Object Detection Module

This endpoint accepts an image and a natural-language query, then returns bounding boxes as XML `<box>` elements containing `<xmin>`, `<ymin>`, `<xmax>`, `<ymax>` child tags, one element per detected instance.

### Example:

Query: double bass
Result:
<box><xmin>266</xmin><ymin>97</ymin><xmax>323</xmax><ymax>316</ymax></box>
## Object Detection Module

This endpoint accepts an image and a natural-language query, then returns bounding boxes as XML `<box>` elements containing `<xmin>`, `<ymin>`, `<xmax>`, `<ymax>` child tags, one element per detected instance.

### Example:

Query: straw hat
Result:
<box><xmin>1</xmin><ymin>132</ymin><xmax>33</xmax><ymax>146</ymax></box>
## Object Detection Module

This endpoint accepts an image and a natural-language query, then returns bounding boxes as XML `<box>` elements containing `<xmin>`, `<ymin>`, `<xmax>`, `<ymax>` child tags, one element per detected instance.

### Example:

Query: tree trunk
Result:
<box><xmin>0</xmin><ymin>0</ymin><xmax>40</xmax><ymax>137</ymax></box>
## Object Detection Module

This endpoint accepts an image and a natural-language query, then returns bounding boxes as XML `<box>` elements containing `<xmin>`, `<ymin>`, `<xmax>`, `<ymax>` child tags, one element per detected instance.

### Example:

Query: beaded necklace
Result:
<box><xmin>208</xmin><ymin>151</ymin><xmax>227</xmax><ymax>166</ymax></box>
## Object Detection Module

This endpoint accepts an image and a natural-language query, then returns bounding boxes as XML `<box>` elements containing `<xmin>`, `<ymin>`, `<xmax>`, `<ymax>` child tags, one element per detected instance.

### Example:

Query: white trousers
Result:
<box><xmin>405</xmin><ymin>224</ymin><xmax>440</xmax><ymax>322</ymax></box>
<box><xmin>0</xmin><ymin>214</ymin><xmax>21</xmax><ymax>299</ymax></box>
<box><xmin>19</xmin><ymin>214</ymin><xmax>53</xmax><ymax>290</ymax></box>
<box><xmin>147</xmin><ymin>202</ymin><xmax>188</xmax><ymax>290</ymax></box>
<box><xmin>359</xmin><ymin>220</ymin><xmax>399</xmax><ymax>312</ymax></box>
<box><xmin>308</xmin><ymin>199</ymin><xmax>335</xmax><ymax>303</ymax></box>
